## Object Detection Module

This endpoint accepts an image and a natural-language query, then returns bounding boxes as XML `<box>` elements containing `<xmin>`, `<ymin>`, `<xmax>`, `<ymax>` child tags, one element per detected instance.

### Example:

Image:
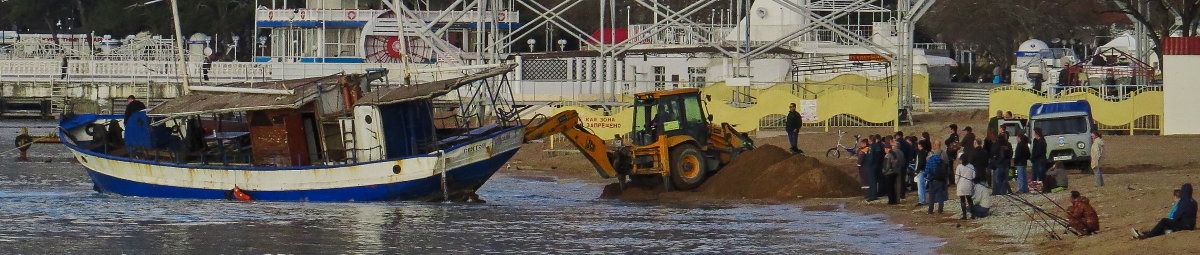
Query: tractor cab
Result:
<box><xmin>631</xmin><ymin>89</ymin><xmax>709</xmax><ymax>147</ymax></box>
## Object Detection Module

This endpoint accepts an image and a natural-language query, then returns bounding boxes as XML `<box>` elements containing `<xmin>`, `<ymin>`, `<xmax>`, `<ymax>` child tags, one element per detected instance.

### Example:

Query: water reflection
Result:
<box><xmin>0</xmin><ymin>173</ymin><xmax>940</xmax><ymax>254</ymax></box>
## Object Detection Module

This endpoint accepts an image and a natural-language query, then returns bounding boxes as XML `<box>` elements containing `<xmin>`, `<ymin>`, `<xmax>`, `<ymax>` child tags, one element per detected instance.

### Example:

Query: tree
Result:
<box><xmin>1104</xmin><ymin>0</ymin><xmax>1200</xmax><ymax>66</ymax></box>
<box><xmin>920</xmin><ymin>0</ymin><xmax>1117</xmax><ymax>72</ymax></box>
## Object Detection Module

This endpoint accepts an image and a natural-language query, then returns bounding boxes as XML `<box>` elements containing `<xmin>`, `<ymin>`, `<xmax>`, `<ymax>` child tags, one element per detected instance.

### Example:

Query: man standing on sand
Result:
<box><xmin>884</xmin><ymin>139</ymin><xmax>905</xmax><ymax>205</ymax></box>
<box><xmin>865</xmin><ymin>135</ymin><xmax>884</xmax><ymax>202</ymax></box>
<box><xmin>1091</xmin><ymin>131</ymin><xmax>1105</xmax><ymax>186</ymax></box>
<box><xmin>1014</xmin><ymin>134</ymin><xmax>1031</xmax><ymax>193</ymax></box>
<box><xmin>944</xmin><ymin>124</ymin><xmax>960</xmax><ymax>165</ymax></box>
<box><xmin>925</xmin><ymin>143</ymin><xmax>948</xmax><ymax>214</ymax></box>
<box><xmin>785</xmin><ymin>103</ymin><xmax>803</xmax><ymax>154</ymax></box>
<box><xmin>1031</xmin><ymin>128</ymin><xmax>1048</xmax><ymax>183</ymax></box>
<box><xmin>987</xmin><ymin>110</ymin><xmax>1003</xmax><ymax>136</ymax></box>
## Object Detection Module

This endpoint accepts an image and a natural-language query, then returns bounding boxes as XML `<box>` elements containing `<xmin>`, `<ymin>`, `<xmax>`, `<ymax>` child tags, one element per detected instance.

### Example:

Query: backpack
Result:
<box><xmin>928</xmin><ymin>155</ymin><xmax>946</xmax><ymax>182</ymax></box>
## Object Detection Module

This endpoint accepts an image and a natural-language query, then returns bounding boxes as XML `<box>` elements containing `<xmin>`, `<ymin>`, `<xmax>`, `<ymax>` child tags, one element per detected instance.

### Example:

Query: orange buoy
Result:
<box><xmin>231</xmin><ymin>186</ymin><xmax>252</xmax><ymax>201</ymax></box>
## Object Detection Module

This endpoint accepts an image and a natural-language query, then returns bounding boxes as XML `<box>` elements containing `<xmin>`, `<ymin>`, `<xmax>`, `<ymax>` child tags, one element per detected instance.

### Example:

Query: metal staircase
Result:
<box><xmin>929</xmin><ymin>83</ymin><xmax>992</xmax><ymax>110</ymax></box>
<box><xmin>49</xmin><ymin>80</ymin><xmax>67</xmax><ymax>116</ymax></box>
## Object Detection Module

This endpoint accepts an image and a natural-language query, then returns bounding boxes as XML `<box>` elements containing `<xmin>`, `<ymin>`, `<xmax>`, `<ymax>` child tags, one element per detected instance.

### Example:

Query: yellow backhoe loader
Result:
<box><xmin>523</xmin><ymin>88</ymin><xmax>755</xmax><ymax>190</ymax></box>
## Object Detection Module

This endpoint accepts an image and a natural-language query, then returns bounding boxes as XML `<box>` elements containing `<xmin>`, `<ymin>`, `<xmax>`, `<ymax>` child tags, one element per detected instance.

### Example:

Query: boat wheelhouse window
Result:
<box><xmin>379</xmin><ymin>100</ymin><xmax>437</xmax><ymax>158</ymax></box>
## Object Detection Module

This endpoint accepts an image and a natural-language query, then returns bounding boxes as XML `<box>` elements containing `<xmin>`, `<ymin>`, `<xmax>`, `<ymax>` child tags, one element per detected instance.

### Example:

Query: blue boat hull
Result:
<box><xmin>84</xmin><ymin>150</ymin><xmax>518</xmax><ymax>202</ymax></box>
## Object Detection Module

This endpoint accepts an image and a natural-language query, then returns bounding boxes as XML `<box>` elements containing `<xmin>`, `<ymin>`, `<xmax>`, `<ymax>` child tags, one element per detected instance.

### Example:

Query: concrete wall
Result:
<box><xmin>1163</xmin><ymin>54</ymin><xmax>1200</xmax><ymax>135</ymax></box>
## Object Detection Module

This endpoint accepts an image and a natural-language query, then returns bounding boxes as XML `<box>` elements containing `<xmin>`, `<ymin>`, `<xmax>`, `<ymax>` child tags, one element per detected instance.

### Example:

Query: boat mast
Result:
<box><xmin>170</xmin><ymin>0</ymin><xmax>192</xmax><ymax>94</ymax></box>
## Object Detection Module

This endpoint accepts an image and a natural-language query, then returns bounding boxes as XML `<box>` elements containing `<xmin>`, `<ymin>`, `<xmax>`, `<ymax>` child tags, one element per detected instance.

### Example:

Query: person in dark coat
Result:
<box><xmin>960</xmin><ymin>126</ymin><xmax>977</xmax><ymax>152</ymax></box>
<box><xmin>915</xmin><ymin>139</ymin><xmax>931</xmax><ymax>205</ymax></box>
<box><xmin>944</xmin><ymin>124</ymin><xmax>960</xmax><ymax>166</ymax></box>
<box><xmin>884</xmin><ymin>140</ymin><xmax>905</xmax><ymax>205</ymax></box>
<box><xmin>987</xmin><ymin>110</ymin><xmax>1003</xmax><ymax>137</ymax></box>
<box><xmin>895</xmin><ymin>132</ymin><xmax>915</xmax><ymax>198</ymax></box>
<box><xmin>968</xmin><ymin>139</ymin><xmax>990</xmax><ymax>187</ymax></box>
<box><xmin>1014</xmin><ymin>134</ymin><xmax>1032</xmax><ymax>193</ymax></box>
<box><xmin>906</xmin><ymin>136</ymin><xmax>920</xmax><ymax>193</ymax></box>
<box><xmin>866</xmin><ymin>135</ymin><xmax>886</xmax><ymax>202</ymax></box>
<box><xmin>785</xmin><ymin>103</ymin><xmax>803</xmax><ymax>154</ymax></box>
<box><xmin>924</xmin><ymin>144</ymin><xmax>948</xmax><ymax>214</ymax></box>
<box><xmin>124</xmin><ymin>95</ymin><xmax>147</xmax><ymax>120</ymax></box>
<box><xmin>60</xmin><ymin>55</ymin><xmax>69</xmax><ymax>79</ymax></box>
<box><xmin>1135</xmin><ymin>183</ymin><xmax>1197</xmax><ymax>239</ymax></box>
<box><xmin>991</xmin><ymin>133</ymin><xmax>1013</xmax><ymax>195</ymax></box>
<box><xmin>1032</xmin><ymin>128</ymin><xmax>1049</xmax><ymax>183</ymax></box>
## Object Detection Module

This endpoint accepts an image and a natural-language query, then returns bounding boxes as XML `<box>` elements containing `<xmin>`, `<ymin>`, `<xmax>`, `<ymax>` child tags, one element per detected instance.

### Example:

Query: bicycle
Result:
<box><xmin>825</xmin><ymin>130</ymin><xmax>861</xmax><ymax>158</ymax></box>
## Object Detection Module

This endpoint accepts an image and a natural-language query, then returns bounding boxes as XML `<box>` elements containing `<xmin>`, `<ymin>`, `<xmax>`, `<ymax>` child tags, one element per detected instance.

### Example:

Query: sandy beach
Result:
<box><xmin>506</xmin><ymin>109</ymin><xmax>1200</xmax><ymax>254</ymax></box>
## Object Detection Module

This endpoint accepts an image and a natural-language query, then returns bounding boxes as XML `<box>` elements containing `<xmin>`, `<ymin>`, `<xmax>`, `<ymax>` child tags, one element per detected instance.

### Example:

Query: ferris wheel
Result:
<box><xmin>362</xmin><ymin>12</ymin><xmax>435</xmax><ymax>63</ymax></box>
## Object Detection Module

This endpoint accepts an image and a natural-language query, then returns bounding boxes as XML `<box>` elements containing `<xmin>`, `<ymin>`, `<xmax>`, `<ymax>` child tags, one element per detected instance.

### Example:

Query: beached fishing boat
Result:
<box><xmin>57</xmin><ymin>65</ymin><xmax>522</xmax><ymax>202</ymax></box>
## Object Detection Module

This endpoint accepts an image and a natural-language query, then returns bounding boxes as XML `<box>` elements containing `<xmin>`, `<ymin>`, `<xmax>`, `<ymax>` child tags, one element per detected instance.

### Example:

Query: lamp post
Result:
<box><xmin>232</xmin><ymin>35</ymin><xmax>240</xmax><ymax>61</ymax></box>
<box><xmin>557</xmin><ymin>39</ymin><xmax>567</xmax><ymax>51</ymax></box>
<box><xmin>526</xmin><ymin>38</ymin><xmax>536</xmax><ymax>52</ymax></box>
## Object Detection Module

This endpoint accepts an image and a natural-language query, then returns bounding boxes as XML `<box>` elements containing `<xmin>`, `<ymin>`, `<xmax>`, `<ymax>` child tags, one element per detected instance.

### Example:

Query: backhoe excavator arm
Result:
<box><xmin>523</xmin><ymin>110</ymin><xmax>620</xmax><ymax>178</ymax></box>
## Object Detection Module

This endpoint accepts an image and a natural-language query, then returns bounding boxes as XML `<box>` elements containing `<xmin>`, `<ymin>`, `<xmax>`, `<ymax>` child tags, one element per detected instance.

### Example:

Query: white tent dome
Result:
<box><xmin>1017</xmin><ymin>39</ymin><xmax>1049</xmax><ymax>53</ymax></box>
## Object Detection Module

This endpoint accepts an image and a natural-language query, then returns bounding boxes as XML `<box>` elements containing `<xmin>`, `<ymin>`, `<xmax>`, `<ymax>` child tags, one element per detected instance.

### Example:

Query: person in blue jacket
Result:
<box><xmin>1134</xmin><ymin>183</ymin><xmax>1196</xmax><ymax>239</ymax></box>
<box><xmin>924</xmin><ymin>143</ymin><xmax>949</xmax><ymax>214</ymax></box>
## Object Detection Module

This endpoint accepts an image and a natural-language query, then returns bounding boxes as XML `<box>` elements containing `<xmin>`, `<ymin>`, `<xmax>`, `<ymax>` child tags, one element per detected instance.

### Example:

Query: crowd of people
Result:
<box><xmin>854</xmin><ymin>112</ymin><xmax>1043</xmax><ymax>210</ymax></box>
<box><xmin>837</xmin><ymin>110</ymin><xmax>1195</xmax><ymax>239</ymax></box>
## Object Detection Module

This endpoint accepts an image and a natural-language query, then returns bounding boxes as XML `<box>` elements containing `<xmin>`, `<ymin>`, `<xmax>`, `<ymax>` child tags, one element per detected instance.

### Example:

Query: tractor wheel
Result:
<box><xmin>669</xmin><ymin>144</ymin><xmax>707</xmax><ymax>190</ymax></box>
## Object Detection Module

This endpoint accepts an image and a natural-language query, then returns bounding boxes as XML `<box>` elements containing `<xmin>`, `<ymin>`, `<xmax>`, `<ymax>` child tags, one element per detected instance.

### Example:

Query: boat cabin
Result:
<box><xmin>66</xmin><ymin>65</ymin><xmax>516</xmax><ymax>167</ymax></box>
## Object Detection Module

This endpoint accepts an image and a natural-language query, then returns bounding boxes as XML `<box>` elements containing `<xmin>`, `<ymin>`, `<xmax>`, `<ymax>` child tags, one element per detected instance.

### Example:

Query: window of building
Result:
<box><xmin>324</xmin><ymin>28</ymin><xmax>360</xmax><ymax>58</ymax></box>
<box><xmin>688</xmin><ymin>67</ymin><xmax>707</xmax><ymax>88</ymax></box>
<box><xmin>653</xmin><ymin>66</ymin><xmax>666</xmax><ymax>91</ymax></box>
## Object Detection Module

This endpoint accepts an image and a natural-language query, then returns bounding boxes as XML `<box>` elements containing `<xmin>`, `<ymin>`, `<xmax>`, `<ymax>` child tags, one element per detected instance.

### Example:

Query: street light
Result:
<box><xmin>557</xmin><ymin>39</ymin><xmax>567</xmax><ymax>51</ymax></box>
<box><xmin>231</xmin><ymin>35</ymin><xmax>240</xmax><ymax>61</ymax></box>
<box><xmin>526</xmin><ymin>38</ymin><xmax>536</xmax><ymax>52</ymax></box>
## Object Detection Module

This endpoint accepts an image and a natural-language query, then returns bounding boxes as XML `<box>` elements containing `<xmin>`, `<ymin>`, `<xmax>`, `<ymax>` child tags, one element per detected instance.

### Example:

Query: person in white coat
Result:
<box><xmin>956</xmin><ymin>154</ymin><xmax>977</xmax><ymax>220</ymax></box>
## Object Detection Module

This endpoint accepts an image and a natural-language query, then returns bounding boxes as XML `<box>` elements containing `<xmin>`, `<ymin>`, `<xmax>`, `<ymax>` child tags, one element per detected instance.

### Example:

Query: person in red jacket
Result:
<box><xmin>1065</xmin><ymin>191</ymin><xmax>1100</xmax><ymax>235</ymax></box>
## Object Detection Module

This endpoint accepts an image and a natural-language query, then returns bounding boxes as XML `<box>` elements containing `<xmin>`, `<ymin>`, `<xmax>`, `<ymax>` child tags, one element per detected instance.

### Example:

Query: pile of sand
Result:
<box><xmin>601</xmin><ymin>145</ymin><xmax>861</xmax><ymax>201</ymax></box>
<box><xmin>697</xmin><ymin>145</ymin><xmax>860</xmax><ymax>200</ymax></box>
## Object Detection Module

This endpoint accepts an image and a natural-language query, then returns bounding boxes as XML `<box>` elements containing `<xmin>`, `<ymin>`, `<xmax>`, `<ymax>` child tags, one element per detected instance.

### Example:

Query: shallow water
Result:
<box><xmin>0</xmin><ymin>122</ymin><xmax>942</xmax><ymax>253</ymax></box>
<box><xmin>0</xmin><ymin>169</ymin><xmax>941</xmax><ymax>254</ymax></box>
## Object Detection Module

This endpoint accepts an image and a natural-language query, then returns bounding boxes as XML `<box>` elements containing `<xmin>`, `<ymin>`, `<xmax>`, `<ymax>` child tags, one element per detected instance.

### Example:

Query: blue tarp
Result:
<box><xmin>59</xmin><ymin>114</ymin><xmax>122</xmax><ymax>130</ymax></box>
<box><xmin>379</xmin><ymin>100</ymin><xmax>436</xmax><ymax>158</ymax></box>
<box><xmin>1030</xmin><ymin>100</ymin><xmax>1091</xmax><ymax>117</ymax></box>
<box><xmin>124</xmin><ymin>111</ymin><xmax>174</xmax><ymax>151</ymax></box>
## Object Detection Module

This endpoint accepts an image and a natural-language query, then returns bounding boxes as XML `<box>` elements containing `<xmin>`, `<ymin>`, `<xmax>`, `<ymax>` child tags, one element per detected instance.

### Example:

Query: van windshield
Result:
<box><xmin>1036</xmin><ymin>116</ymin><xmax>1089</xmax><ymax>136</ymax></box>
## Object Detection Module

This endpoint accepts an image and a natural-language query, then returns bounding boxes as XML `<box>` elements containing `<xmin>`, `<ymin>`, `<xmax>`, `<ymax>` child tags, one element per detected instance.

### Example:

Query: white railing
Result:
<box><xmin>256</xmin><ymin>9</ymin><xmax>388</xmax><ymax>22</ymax></box>
<box><xmin>409</xmin><ymin>10</ymin><xmax>520</xmax><ymax>23</ymax></box>
<box><xmin>255</xmin><ymin>9</ymin><xmax>519</xmax><ymax>23</ymax></box>
<box><xmin>628</xmin><ymin>24</ymin><xmax>734</xmax><ymax>45</ymax></box>
<box><xmin>0</xmin><ymin>59</ymin><xmax>272</xmax><ymax>83</ymax></box>
<box><xmin>915</xmin><ymin>43</ymin><xmax>947</xmax><ymax>50</ymax></box>
<box><xmin>626</xmin><ymin>24</ymin><xmax>875</xmax><ymax>46</ymax></box>
<box><xmin>0</xmin><ymin>58</ymin><xmax>491</xmax><ymax>86</ymax></box>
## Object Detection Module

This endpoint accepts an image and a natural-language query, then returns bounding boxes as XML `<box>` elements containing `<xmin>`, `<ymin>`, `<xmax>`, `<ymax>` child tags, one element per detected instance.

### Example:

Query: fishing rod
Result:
<box><xmin>999</xmin><ymin>194</ymin><xmax>1063</xmax><ymax>240</ymax></box>
<box><xmin>1005</xmin><ymin>193</ymin><xmax>1081</xmax><ymax>236</ymax></box>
